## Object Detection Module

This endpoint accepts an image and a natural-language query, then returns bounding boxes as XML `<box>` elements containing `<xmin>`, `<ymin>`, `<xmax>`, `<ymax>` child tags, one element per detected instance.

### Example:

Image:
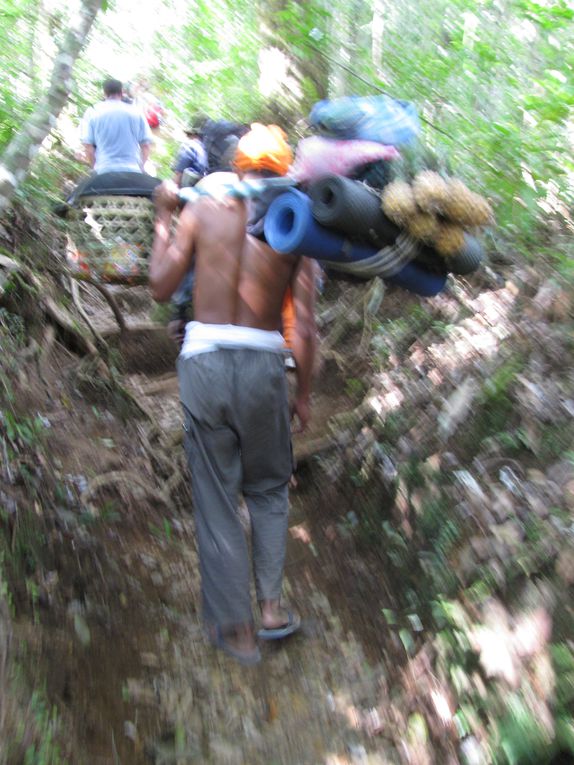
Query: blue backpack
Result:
<box><xmin>309</xmin><ymin>95</ymin><xmax>420</xmax><ymax>147</ymax></box>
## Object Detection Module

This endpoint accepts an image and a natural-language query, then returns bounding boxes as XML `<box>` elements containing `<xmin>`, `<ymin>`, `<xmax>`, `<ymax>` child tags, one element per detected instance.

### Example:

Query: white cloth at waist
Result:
<box><xmin>180</xmin><ymin>321</ymin><xmax>286</xmax><ymax>359</ymax></box>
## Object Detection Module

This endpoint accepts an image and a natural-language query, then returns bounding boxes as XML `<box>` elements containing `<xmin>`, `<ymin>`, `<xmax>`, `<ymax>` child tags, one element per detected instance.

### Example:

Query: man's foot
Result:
<box><xmin>258</xmin><ymin>602</ymin><xmax>301</xmax><ymax>641</ymax></box>
<box><xmin>207</xmin><ymin>625</ymin><xmax>261</xmax><ymax>666</ymax></box>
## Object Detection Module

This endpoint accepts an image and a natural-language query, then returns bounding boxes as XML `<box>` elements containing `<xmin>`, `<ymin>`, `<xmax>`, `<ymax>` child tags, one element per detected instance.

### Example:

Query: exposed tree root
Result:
<box><xmin>294</xmin><ymin>435</ymin><xmax>338</xmax><ymax>465</ymax></box>
<box><xmin>329</xmin><ymin>398</ymin><xmax>375</xmax><ymax>432</ymax></box>
<box><xmin>322</xmin><ymin>305</ymin><xmax>362</xmax><ymax>354</ymax></box>
<box><xmin>36</xmin><ymin>324</ymin><xmax>56</xmax><ymax>397</ymax></box>
<box><xmin>92</xmin><ymin>283</ymin><xmax>127</xmax><ymax>333</ymax></box>
<box><xmin>358</xmin><ymin>278</ymin><xmax>385</xmax><ymax>356</ymax></box>
<box><xmin>160</xmin><ymin>469</ymin><xmax>189</xmax><ymax>504</ymax></box>
<box><xmin>80</xmin><ymin>470</ymin><xmax>172</xmax><ymax>514</ymax></box>
<box><xmin>319</xmin><ymin>348</ymin><xmax>347</xmax><ymax>371</ymax></box>
<box><xmin>43</xmin><ymin>293</ymin><xmax>99</xmax><ymax>356</ymax></box>
<box><xmin>70</xmin><ymin>278</ymin><xmax>106</xmax><ymax>347</ymax></box>
<box><xmin>0</xmin><ymin>254</ymin><xmax>99</xmax><ymax>357</ymax></box>
<box><xmin>0</xmin><ymin>594</ymin><xmax>12</xmax><ymax>739</ymax></box>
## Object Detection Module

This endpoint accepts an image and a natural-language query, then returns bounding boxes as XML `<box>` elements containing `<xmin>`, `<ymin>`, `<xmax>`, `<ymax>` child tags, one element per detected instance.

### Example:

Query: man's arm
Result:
<box><xmin>83</xmin><ymin>143</ymin><xmax>96</xmax><ymax>168</ymax></box>
<box><xmin>140</xmin><ymin>142</ymin><xmax>151</xmax><ymax>167</ymax></box>
<box><xmin>137</xmin><ymin>112</ymin><xmax>153</xmax><ymax>169</ymax></box>
<box><xmin>290</xmin><ymin>256</ymin><xmax>317</xmax><ymax>432</ymax></box>
<box><xmin>149</xmin><ymin>183</ymin><xmax>196</xmax><ymax>302</ymax></box>
<box><xmin>79</xmin><ymin>107</ymin><xmax>95</xmax><ymax>167</ymax></box>
<box><xmin>171</xmin><ymin>143</ymin><xmax>201</xmax><ymax>188</ymax></box>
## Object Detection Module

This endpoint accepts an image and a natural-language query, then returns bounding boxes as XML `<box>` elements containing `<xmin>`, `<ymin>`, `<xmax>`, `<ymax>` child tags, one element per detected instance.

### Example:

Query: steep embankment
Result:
<box><xmin>1</xmin><ymin>254</ymin><xmax>573</xmax><ymax>764</ymax></box>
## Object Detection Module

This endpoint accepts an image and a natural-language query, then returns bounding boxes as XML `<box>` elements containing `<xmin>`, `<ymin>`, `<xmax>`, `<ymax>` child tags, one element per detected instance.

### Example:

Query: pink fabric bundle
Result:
<box><xmin>289</xmin><ymin>136</ymin><xmax>399</xmax><ymax>183</ymax></box>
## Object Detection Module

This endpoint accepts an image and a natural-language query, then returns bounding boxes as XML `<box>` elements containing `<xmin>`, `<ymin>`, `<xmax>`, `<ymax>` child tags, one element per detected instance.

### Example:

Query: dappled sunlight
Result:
<box><xmin>426</xmin><ymin>286</ymin><xmax>517</xmax><ymax>371</ymax></box>
<box><xmin>368</xmin><ymin>284</ymin><xmax>518</xmax><ymax>430</ymax></box>
<box><xmin>2</xmin><ymin>0</ymin><xmax>574</xmax><ymax>760</ymax></box>
<box><xmin>258</xmin><ymin>48</ymin><xmax>292</xmax><ymax>99</ymax></box>
<box><xmin>289</xmin><ymin>522</ymin><xmax>313</xmax><ymax>545</ymax></box>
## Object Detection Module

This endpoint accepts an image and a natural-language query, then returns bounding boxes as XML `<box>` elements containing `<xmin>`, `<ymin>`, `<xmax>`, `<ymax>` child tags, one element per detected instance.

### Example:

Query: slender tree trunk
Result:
<box><xmin>371</xmin><ymin>0</ymin><xmax>385</xmax><ymax>77</ymax></box>
<box><xmin>0</xmin><ymin>0</ymin><xmax>103</xmax><ymax>212</ymax></box>
<box><xmin>328</xmin><ymin>0</ymin><xmax>365</xmax><ymax>97</ymax></box>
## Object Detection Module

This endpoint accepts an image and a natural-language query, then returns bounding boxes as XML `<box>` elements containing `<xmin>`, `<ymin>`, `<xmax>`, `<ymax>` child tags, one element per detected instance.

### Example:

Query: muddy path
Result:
<box><xmin>12</xmin><ymin>283</ymin><xmax>415</xmax><ymax>765</ymax></box>
<box><xmin>7</xmin><ymin>264</ymin><xmax>574</xmax><ymax>764</ymax></box>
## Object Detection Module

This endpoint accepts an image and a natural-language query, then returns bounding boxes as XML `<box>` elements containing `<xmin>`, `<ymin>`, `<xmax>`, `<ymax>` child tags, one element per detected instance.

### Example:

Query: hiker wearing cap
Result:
<box><xmin>172</xmin><ymin>117</ymin><xmax>208</xmax><ymax>188</ymax></box>
<box><xmin>150</xmin><ymin>124</ymin><xmax>316</xmax><ymax>665</ymax></box>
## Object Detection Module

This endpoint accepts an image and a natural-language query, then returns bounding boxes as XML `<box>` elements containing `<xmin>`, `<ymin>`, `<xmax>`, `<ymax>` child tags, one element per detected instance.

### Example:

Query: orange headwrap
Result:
<box><xmin>234</xmin><ymin>123</ymin><xmax>292</xmax><ymax>177</ymax></box>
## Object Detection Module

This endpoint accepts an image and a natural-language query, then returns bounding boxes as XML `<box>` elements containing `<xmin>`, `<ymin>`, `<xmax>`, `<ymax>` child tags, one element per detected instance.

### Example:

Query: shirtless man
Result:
<box><xmin>149</xmin><ymin>125</ymin><xmax>316</xmax><ymax>665</ymax></box>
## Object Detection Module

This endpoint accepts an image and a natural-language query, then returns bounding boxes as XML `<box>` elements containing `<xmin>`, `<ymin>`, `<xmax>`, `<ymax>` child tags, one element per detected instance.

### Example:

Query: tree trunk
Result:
<box><xmin>328</xmin><ymin>0</ymin><xmax>366</xmax><ymax>97</ymax></box>
<box><xmin>0</xmin><ymin>0</ymin><xmax>103</xmax><ymax>212</ymax></box>
<box><xmin>371</xmin><ymin>0</ymin><xmax>385</xmax><ymax>77</ymax></box>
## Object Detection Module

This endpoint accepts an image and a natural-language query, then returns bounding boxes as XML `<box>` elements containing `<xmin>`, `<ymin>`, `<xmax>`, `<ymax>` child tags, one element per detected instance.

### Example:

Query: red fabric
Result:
<box><xmin>145</xmin><ymin>106</ymin><xmax>161</xmax><ymax>129</ymax></box>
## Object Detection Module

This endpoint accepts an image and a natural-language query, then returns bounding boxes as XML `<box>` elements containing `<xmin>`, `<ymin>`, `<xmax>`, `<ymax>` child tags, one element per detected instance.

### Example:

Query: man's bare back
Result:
<box><xmin>150</xmin><ymin>176</ymin><xmax>316</xmax><ymax>428</ymax></box>
<box><xmin>189</xmin><ymin>197</ymin><xmax>301</xmax><ymax>330</ymax></box>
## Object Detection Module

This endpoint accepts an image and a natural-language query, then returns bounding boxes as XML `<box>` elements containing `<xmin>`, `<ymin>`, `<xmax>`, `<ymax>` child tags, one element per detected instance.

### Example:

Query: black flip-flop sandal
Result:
<box><xmin>257</xmin><ymin>610</ymin><xmax>301</xmax><ymax>641</ymax></box>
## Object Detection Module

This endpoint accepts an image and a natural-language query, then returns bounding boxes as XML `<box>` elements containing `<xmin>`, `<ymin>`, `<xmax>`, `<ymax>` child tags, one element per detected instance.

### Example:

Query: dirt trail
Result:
<box><xmin>21</xmin><ymin>283</ymin><xmax>405</xmax><ymax>765</ymax></box>
<box><xmin>14</xmin><ymin>266</ymin><xmax>572</xmax><ymax>764</ymax></box>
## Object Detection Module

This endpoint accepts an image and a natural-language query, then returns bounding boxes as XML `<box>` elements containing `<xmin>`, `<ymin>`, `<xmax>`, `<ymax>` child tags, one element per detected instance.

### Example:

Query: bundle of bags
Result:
<box><xmin>261</xmin><ymin>94</ymin><xmax>493</xmax><ymax>296</ymax></box>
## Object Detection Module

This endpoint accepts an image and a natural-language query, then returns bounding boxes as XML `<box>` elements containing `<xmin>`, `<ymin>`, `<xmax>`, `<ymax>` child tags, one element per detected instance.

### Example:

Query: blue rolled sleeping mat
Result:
<box><xmin>264</xmin><ymin>188</ymin><xmax>447</xmax><ymax>297</ymax></box>
<box><xmin>308</xmin><ymin>174</ymin><xmax>399</xmax><ymax>247</ymax></box>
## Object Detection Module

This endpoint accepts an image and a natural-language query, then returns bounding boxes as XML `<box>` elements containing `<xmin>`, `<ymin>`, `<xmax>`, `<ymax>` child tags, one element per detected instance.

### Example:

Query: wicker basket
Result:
<box><xmin>66</xmin><ymin>195</ymin><xmax>156</xmax><ymax>285</ymax></box>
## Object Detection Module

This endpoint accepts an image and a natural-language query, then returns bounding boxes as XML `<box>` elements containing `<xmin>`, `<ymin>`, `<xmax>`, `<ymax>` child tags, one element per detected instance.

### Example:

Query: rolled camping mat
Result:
<box><xmin>264</xmin><ymin>188</ymin><xmax>375</xmax><ymax>263</ymax></box>
<box><xmin>324</xmin><ymin>236</ymin><xmax>447</xmax><ymax>296</ymax></box>
<box><xmin>308</xmin><ymin>175</ymin><xmax>399</xmax><ymax>246</ymax></box>
<box><xmin>320</xmin><ymin>232</ymin><xmax>417</xmax><ymax>278</ymax></box>
<box><xmin>447</xmin><ymin>234</ymin><xmax>485</xmax><ymax>275</ymax></box>
<box><xmin>385</xmin><ymin>261</ymin><xmax>447</xmax><ymax>297</ymax></box>
<box><xmin>264</xmin><ymin>189</ymin><xmax>447</xmax><ymax>296</ymax></box>
<box><xmin>411</xmin><ymin>234</ymin><xmax>485</xmax><ymax>277</ymax></box>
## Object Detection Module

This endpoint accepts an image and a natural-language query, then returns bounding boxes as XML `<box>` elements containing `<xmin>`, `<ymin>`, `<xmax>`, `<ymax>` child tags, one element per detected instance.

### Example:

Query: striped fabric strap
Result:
<box><xmin>322</xmin><ymin>234</ymin><xmax>420</xmax><ymax>278</ymax></box>
<box><xmin>178</xmin><ymin>176</ymin><xmax>296</xmax><ymax>204</ymax></box>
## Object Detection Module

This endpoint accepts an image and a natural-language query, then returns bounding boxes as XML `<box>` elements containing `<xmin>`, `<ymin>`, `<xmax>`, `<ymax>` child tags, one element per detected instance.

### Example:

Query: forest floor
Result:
<box><xmin>1</xmin><ymin>246</ymin><xmax>574</xmax><ymax>764</ymax></box>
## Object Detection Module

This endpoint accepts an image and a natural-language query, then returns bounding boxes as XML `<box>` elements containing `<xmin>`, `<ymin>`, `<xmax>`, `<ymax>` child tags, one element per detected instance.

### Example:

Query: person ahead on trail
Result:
<box><xmin>172</xmin><ymin>117</ymin><xmax>209</xmax><ymax>188</ymax></box>
<box><xmin>167</xmin><ymin>118</ymin><xmax>249</xmax><ymax>345</ymax></box>
<box><xmin>201</xmin><ymin>118</ymin><xmax>249</xmax><ymax>172</ymax></box>
<box><xmin>150</xmin><ymin>124</ymin><xmax>316</xmax><ymax>666</ymax></box>
<box><xmin>81</xmin><ymin>78</ymin><xmax>153</xmax><ymax>175</ymax></box>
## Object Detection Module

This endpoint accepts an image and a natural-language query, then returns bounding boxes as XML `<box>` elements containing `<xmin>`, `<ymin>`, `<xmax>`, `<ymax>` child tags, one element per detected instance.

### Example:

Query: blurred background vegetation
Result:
<box><xmin>0</xmin><ymin>0</ymin><xmax>572</xmax><ymax>268</ymax></box>
<box><xmin>1</xmin><ymin>2</ymin><xmax>573</xmax><ymax>763</ymax></box>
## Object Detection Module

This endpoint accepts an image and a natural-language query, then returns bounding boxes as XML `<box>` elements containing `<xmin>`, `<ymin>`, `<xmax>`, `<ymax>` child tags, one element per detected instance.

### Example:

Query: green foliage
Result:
<box><xmin>483</xmin><ymin>356</ymin><xmax>524</xmax><ymax>401</ymax></box>
<box><xmin>1</xmin><ymin>0</ymin><xmax>572</xmax><ymax>267</ymax></box>
<box><xmin>23</xmin><ymin>691</ymin><xmax>65</xmax><ymax>765</ymax></box>
<box><xmin>344</xmin><ymin>376</ymin><xmax>367</xmax><ymax>399</ymax></box>
<box><xmin>459</xmin><ymin>355</ymin><xmax>526</xmax><ymax>456</ymax></box>
<box><xmin>495</xmin><ymin>695</ymin><xmax>556</xmax><ymax>765</ymax></box>
<box><xmin>2</xmin><ymin>410</ymin><xmax>46</xmax><ymax>450</ymax></box>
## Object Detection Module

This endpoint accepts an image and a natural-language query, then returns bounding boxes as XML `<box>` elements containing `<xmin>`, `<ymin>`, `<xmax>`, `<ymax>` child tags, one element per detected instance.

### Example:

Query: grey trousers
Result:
<box><xmin>178</xmin><ymin>349</ymin><xmax>292</xmax><ymax>629</ymax></box>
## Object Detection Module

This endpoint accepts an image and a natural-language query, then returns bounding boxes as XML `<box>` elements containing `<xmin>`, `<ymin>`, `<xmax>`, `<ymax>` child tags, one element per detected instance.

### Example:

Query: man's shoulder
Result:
<box><xmin>91</xmin><ymin>100</ymin><xmax>142</xmax><ymax>118</ymax></box>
